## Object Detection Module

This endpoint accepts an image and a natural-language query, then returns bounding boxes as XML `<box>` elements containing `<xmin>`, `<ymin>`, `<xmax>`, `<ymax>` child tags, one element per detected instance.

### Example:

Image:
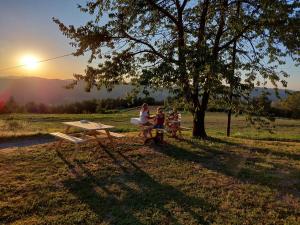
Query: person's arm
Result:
<box><xmin>147</xmin><ymin>111</ymin><xmax>155</xmax><ymax>119</ymax></box>
<box><xmin>154</xmin><ymin>115</ymin><xmax>158</xmax><ymax>123</ymax></box>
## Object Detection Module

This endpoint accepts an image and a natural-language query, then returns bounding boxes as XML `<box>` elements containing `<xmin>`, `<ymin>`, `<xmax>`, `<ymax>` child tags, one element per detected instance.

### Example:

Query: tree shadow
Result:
<box><xmin>185</xmin><ymin>136</ymin><xmax>300</xmax><ymax>161</ymax></box>
<box><xmin>231</xmin><ymin>136</ymin><xmax>300</xmax><ymax>143</ymax></box>
<box><xmin>156</xmin><ymin>138</ymin><xmax>300</xmax><ymax>198</ymax></box>
<box><xmin>56</xmin><ymin>145</ymin><xmax>213</xmax><ymax>225</ymax></box>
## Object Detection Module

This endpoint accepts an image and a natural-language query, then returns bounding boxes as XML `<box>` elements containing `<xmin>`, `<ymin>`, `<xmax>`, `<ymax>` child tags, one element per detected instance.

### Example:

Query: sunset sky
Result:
<box><xmin>0</xmin><ymin>0</ymin><xmax>299</xmax><ymax>90</ymax></box>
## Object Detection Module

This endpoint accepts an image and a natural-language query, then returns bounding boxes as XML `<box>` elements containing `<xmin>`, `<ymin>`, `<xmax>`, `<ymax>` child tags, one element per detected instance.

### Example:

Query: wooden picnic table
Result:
<box><xmin>52</xmin><ymin>121</ymin><xmax>124</xmax><ymax>150</ymax></box>
<box><xmin>64</xmin><ymin>121</ymin><xmax>114</xmax><ymax>145</ymax></box>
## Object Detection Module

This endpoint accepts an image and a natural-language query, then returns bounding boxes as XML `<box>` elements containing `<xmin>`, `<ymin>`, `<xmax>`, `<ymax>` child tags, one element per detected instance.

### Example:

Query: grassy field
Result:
<box><xmin>0</xmin><ymin>111</ymin><xmax>300</xmax><ymax>224</ymax></box>
<box><xmin>0</xmin><ymin>111</ymin><xmax>300</xmax><ymax>141</ymax></box>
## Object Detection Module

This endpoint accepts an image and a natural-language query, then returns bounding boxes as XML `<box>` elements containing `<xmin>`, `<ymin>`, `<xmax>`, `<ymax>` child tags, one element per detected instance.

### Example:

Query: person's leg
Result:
<box><xmin>143</xmin><ymin>122</ymin><xmax>152</xmax><ymax>138</ymax></box>
<box><xmin>143</xmin><ymin>129</ymin><xmax>148</xmax><ymax>138</ymax></box>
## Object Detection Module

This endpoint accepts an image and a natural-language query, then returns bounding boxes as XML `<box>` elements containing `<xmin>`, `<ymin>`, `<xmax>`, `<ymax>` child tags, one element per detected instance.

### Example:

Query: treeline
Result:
<box><xmin>0</xmin><ymin>96</ymin><xmax>160</xmax><ymax>114</ymax></box>
<box><xmin>270</xmin><ymin>92</ymin><xmax>300</xmax><ymax>119</ymax></box>
<box><xmin>165</xmin><ymin>91</ymin><xmax>300</xmax><ymax>119</ymax></box>
<box><xmin>1</xmin><ymin>92</ymin><xmax>299</xmax><ymax>119</ymax></box>
<box><xmin>244</xmin><ymin>92</ymin><xmax>300</xmax><ymax>119</ymax></box>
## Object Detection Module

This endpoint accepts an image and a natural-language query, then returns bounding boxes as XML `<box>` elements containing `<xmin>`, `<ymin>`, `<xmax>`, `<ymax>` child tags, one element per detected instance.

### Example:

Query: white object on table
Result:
<box><xmin>130</xmin><ymin>117</ymin><xmax>142</xmax><ymax>125</ymax></box>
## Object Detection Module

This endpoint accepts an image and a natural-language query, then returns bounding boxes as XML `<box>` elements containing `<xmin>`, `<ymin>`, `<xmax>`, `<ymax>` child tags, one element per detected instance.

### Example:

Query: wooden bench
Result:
<box><xmin>51</xmin><ymin>132</ymin><xmax>86</xmax><ymax>150</ymax></box>
<box><xmin>51</xmin><ymin>132</ymin><xmax>85</xmax><ymax>144</ymax></box>
<box><xmin>180</xmin><ymin>126</ymin><xmax>192</xmax><ymax>131</ymax></box>
<box><xmin>97</xmin><ymin>130</ymin><xmax>125</xmax><ymax>138</ymax></box>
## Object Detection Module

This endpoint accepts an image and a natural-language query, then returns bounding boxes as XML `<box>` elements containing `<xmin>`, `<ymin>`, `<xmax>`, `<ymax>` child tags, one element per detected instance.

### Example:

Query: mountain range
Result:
<box><xmin>0</xmin><ymin>76</ymin><xmax>291</xmax><ymax>105</ymax></box>
<box><xmin>0</xmin><ymin>76</ymin><xmax>169</xmax><ymax>105</ymax></box>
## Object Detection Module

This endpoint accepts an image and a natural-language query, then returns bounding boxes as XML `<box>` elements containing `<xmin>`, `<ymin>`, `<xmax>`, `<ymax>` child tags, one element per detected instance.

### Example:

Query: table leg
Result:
<box><xmin>89</xmin><ymin>131</ymin><xmax>103</xmax><ymax>147</ymax></box>
<box><xmin>57</xmin><ymin>126</ymin><xmax>71</xmax><ymax>148</ymax></box>
<box><xmin>105</xmin><ymin>130</ymin><xmax>114</xmax><ymax>145</ymax></box>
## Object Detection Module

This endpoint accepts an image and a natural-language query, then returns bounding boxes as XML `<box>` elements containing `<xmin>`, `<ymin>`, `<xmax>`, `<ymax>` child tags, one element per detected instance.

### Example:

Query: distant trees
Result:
<box><xmin>54</xmin><ymin>0</ymin><xmax>300</xmax><ymax>138</ymax></box>
<box><xmin>0</xmin><ymin>96</ymin><xmax>158</xmax><ymax>114</ymax></box>
<box><xmin>272</xmin><ymin>92</ymin><xmax>300</xmax><ymax>119</ymax></box>
<box><xmin>2</xmin><ymin>97</ymin><xmax>19</xmax><ymax>113</ymax></box>
<box><xmin>1</xmin><ymin>93</ymin><xmax>300</xmax><ymax>120</ymax></box>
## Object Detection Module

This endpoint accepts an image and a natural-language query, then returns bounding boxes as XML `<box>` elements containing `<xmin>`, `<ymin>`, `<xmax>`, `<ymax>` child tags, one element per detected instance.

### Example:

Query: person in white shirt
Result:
<box><xmin>139</xmin><ymin>103</ymin><xmax>153</xmax><ymax>138</ymax></box>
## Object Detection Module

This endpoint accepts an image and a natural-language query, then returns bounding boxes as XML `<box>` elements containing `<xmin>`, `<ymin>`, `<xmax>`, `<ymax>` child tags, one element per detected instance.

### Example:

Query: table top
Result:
<box><xmin>63</xmin><ymin>121</ymin><xmax>114</xmax><ymax>130</ymax></box>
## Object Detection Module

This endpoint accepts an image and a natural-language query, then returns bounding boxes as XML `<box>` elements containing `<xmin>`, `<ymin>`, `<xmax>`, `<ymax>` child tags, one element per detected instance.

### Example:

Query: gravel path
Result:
<box><xmin>0</xmin><ymin>135</ymin><xmax>55</xmax><ymax>150</ymax></box>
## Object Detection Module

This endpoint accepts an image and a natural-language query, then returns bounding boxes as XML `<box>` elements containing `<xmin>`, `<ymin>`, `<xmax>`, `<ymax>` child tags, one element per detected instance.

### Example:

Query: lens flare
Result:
<box><xmin>21</xmin><ymin>55</ymin><xmax>38</xmax><ymax>69</ymax></box>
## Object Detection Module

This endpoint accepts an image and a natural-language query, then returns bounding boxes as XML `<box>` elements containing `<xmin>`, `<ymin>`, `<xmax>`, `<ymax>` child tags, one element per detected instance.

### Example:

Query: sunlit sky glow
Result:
<box><xmin>21</xmin><ymin>55</ymin><xmax>38</xmax><ymax>70</ymax></box>
<box><xmin>0</xmin><ymin>0</ymin><xmax>299</xmax><ymax>90</ymax></box>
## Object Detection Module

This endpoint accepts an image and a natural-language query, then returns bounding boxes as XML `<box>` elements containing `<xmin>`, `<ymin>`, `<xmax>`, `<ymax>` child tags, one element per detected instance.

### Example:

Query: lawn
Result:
<box><xmin>0</xmin><ymin>111</ymin><xmax>300</xmax><ymax>141</ymax></box>
<box><xmin>0</xmin><ymin>112</ymin><xmax>300</xmax><ymax>224</ymax></box>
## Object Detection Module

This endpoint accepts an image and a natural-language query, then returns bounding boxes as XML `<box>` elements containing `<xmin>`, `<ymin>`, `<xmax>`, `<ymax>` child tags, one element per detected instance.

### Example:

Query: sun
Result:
<box><xmin>21</xmin><ymin>55</ymin><xmax>39</xmax><ymax>69</ymax></box>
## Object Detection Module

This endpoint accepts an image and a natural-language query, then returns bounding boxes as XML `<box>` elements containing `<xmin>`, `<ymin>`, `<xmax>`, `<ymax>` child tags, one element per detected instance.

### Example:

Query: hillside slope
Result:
<box><xmin>0</xmin><ymin>76</ymin><xmax>169</xmax><ymax>104</ymax></box>
<box><xmin>0</xmin><ymin>76</ymin><xmax>291</xmax><ymax>105</ymax></box>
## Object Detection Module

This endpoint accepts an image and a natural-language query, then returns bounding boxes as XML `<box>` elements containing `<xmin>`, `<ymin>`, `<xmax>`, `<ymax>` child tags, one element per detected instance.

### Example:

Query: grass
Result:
<box><xmin>0</xmin><ymin>111</ymin><xmax>300</xmax><ymax>224</ymax></box>
<box><xmin>0</xmin><ymin>111</ymin><xmax>300</xmax><ymax>141</ymax></box>
<box><xmin>1</xmin><ymin>136</ymin><xmax>299</xmax><ymax>224</ymax></box>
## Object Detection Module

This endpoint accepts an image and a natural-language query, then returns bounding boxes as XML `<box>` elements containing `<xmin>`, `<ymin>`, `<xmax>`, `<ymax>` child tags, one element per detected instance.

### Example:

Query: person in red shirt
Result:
<box><xmin>153</xmin><ymin>107</ymin><xmax>165</xmax><ymax>129</ymax></box>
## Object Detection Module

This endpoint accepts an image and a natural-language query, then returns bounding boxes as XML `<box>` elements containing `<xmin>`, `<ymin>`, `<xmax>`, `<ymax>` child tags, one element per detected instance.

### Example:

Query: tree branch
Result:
<box><xmin>213</xmin><ymin>0</ymin><xmax>228</xmax><ymax>57</ymax></box>
<box><xmin>218</xmin><ymin>4</ymin><xmax>261</xmax><ymax>51</ymax></box>
<box><xmin>197</xmin><ymin>0</ymin><xmax>210</xmax><ymax>46</ymax></box>
<box><xmin>121</xmin><ymin>30</ymin><xmax>177</xmax><ymax>63</ymax></box>
<box><xmin>146</xmin><ymin>0</ymin><xmax>179</xmax><ymax>26</ymax></box>
<box><xmin>180</xmin><ymin>0</ymin><xmax>189</xmax><ymax>12</ymax></box>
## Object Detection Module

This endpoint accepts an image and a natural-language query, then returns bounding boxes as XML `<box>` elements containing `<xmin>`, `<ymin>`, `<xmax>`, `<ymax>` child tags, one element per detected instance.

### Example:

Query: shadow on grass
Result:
<box><xmin>56</xmin><ymin>146</ymin><xmax>212</xmax><ymax>225</ymax></box>
<box><xmin>188</xmin><ymin>136</ymin><xmax>300</xmax><ymax>162</ymax></box>
<box><xmin>156</xmin><ymin>138</ymin><xmax>300</xmax><ymax>197</ymax></box>
<box><xmin>231</xmin><ymin>135</ymin><xmax>300</xmax><ymax>143</ymax></box>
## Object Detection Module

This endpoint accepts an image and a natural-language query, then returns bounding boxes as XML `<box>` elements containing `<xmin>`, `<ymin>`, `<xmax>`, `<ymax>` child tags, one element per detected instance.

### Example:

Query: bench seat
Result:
<box><xmin>50</xmin><ymin>132</ymin><xmax>85</xmax><ymax>144</ymax></box>
<box><xmin>180</xmin><ymin>126</ymin><xmax>192</xmax><ymax>130</ymax></box>
<box><xmin>97</xmin><ymin>130</ymin><xmax>125</xmax><ymax>138</ymax></box>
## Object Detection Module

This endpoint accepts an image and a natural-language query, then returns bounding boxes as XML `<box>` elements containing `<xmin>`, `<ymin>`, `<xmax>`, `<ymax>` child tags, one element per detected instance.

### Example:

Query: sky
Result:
<box><xmin>0</xmin><ymin>0</ymin><xmax>299</xmax><ymax>90</ymax></box>
<box><xmin>0</xmin><ymin>0</ymin><xmax>91</xmax><ymax>79</ymax></box>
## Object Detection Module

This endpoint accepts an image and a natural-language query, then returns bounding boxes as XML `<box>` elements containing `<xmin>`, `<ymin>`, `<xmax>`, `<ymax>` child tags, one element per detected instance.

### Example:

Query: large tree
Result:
<box><xmin>54</xmin><ymin>0</ymin><xmax>299</xmax><ymax>138</ymax></box>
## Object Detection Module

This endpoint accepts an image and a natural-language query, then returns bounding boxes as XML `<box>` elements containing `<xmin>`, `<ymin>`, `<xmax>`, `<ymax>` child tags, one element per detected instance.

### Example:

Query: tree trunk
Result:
<box><xmin>192</xmin><ymin>91</ymin><xmax>209</xmax><ymax>139</ymax></box>
<box><xmin>227</xmin><ymin>110</ymin><xmax>232</xmax><ymax>137</ymax></box>
<box><xmin>227</xmin><ymin>0</ymin><xmax>240</xmax><ymax>137</ymax></box>
<box><xmin>227</xmin><ymin>94</ymin><xmax>232</xmax><ymax>137</ymax></box>
<box><xmin>192</xmin><ymin>107</ymin><xmax>207</xmax><ymax>138</ymax></box>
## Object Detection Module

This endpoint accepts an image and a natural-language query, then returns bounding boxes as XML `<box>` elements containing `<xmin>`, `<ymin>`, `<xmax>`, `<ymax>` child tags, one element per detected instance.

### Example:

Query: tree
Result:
<box><xmin>25</xmin><ymin>102</ymin><xmax>38</xmax><ymax>113</ymax></box>
<box><xmin>273</xmin><ymin>91</ymin><xmax>300</xmax><ymax>118</ymax></box>
<box><xmin>54</xmin><ymin>0</ymin><xmax>299</xmax><ymax>138</ymax></box>
<box><xmin>1</xmin><ymin>97</ymin><xmax>19</xmax><ymax>113</ymax></box>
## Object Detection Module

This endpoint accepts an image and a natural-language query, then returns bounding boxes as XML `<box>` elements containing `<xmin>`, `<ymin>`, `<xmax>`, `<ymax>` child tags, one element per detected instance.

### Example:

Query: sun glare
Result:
<box><xmin>21</xmin><ymin>55</ymin><xmax>38</xmax><ymax>69</ymax></box>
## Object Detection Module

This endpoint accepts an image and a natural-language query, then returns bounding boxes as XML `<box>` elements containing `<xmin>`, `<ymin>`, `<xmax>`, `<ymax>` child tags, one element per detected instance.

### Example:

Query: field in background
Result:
<box><xmin>0</xmin><ymin>111</ymin><xmax>299</xmax><ymax>141</ymax></box>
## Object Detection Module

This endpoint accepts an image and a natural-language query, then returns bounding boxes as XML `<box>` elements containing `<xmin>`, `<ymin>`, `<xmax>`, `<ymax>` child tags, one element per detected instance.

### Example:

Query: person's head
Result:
<box><xmin>157</xmin><ymin>107</ymin><xmax>163</xmax><ymax>114</ymax></box>
<box><xmin>173</xmin><ymin>107</ymin><xmax>178</xmax><ymax>113</ymax></box>
<box><xmin>141</xmin><ymin>103</ymin><xmax>148</xmax><ymax>111</ymax></box>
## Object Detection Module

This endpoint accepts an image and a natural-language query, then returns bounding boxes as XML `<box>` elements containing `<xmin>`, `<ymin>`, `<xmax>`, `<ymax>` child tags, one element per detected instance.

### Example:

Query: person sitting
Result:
<box><xmin>153</xmin><ymin>107</ymin><xmax>165</xmax><ymax>143</ymax></box>
<box><xmin>167</xmin><ymin>108</ymin><xmax>180</xmax><ymax>137</ymax></box>
<box><xmin>153</xmin><ymin>107</ymin><xmax>165</xmax><ymax>129</ymax></box>
<box><xmin>139</xmin><ymin>103</ymin><xmax>153</xmax><ymax>138</ymax></box>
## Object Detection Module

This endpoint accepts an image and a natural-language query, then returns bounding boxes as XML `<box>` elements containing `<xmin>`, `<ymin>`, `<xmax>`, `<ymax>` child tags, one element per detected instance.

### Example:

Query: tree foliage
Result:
<box><xmin>273</xmin><ymin>91</ymin><xmax>300</xmax><ymax>118</ymax></box>
<box><xmin>54</xmin><ymin>0</ymin><xmax>300</xmax><ymax>138</ymax></box>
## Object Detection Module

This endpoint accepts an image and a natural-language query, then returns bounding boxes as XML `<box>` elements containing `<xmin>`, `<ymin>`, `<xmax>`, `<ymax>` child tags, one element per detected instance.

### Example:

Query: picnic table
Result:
<box><xmin>51</xmin><ymin>120</ymin><xmax>124</xmax><ymax>150</ymax></box>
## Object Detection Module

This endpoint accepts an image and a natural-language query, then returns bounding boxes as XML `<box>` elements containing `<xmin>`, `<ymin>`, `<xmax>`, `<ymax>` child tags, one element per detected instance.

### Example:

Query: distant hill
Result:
<box><xmin>250</xmin><ymin>87</ymin><xmax>291</xmax><ymax>101</ymax></box>
<box><xmin>0</xmin><ymin>76</ymin><xmax>291</xmax><ymax>105</ymax></box>
<box><xmin>0</xmin><ymin>76</ymin><xmax>169</xmax><ymax>105</ymax></box>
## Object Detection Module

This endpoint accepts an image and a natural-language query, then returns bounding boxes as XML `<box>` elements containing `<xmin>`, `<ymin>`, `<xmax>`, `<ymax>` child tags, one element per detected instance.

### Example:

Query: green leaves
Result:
<box><xmin>54</xmin><ymin>0</ymin><xmax>299</xmax><ymax>137</ymax></box>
